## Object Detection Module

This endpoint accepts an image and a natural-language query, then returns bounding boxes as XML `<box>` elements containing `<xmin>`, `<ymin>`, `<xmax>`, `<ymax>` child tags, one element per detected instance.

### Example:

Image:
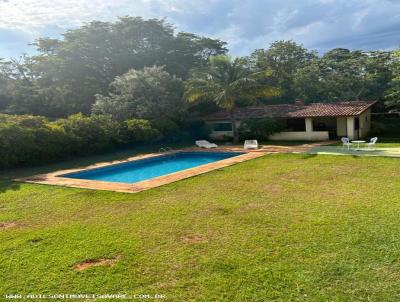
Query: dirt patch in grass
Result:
<box><xmin>0</xmin><ymin>222</ymin><xmax>17</xmax><ymax>229</ymax></box>
<box><xmin>264</xmin><ymin>184</ymin><xmax>283</xmax><ymax>195</ymax></box>
<box><xmin>73</xmin><ymin>255</ymin><xmax>122</xmax><ymax>271</ymax></box>
<box><xmin>28</xmin><ymin>238</ymin><xmax>43</xmax><ymax>245</ymax></box>
<box><xmin>245</xmin><ymin>202</ymin><xmax>277</xmax><ymax>210</ymax></box>
<box><xmin>181</xmin><ymin>234</ymin><xmax>208</xmax><ymax>244</ymax></box>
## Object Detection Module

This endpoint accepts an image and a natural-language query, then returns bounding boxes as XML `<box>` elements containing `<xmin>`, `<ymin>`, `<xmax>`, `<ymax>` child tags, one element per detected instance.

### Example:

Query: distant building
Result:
<box><xmin>204</xmin><ymin>100</ymin><xmax>377</xmax><ymax>140</ymax></box>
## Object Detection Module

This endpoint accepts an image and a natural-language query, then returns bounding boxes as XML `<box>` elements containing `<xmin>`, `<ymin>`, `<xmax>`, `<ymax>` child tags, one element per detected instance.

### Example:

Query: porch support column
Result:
<box><xmin>305</xmin><ymin>118</ymin><xmax>313</xmax><ymax>133</ymax></box>
<box><xmin>346</xmin><ymin>117</ymin><xmax>355</xmax><ymax>140</ymax></box>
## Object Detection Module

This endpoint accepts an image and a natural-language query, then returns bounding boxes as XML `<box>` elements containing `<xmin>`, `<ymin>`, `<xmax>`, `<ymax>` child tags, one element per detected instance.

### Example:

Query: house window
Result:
<box><xmin>285</xmin><ymin>118</ymin><xmax>306</xmax><ymax>132</ymax></box>
<box><xmin>213</xmin><ymin>122</ymin><xmax>233</xmax><ymax>132</ymax></box>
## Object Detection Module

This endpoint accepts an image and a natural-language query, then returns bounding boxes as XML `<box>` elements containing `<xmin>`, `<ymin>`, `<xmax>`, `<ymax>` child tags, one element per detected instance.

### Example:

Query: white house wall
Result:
<box><xmin>336</xmin><ymin>117</ymin><xmax>347</xmax><ymax>137</ymax></box>
<box><xmin>346</xmin><ymin>117</ymin><xmax>356</xmax><ymax>140</ymax></box>
<box><xmin>269</xmin><ymin>131</ymin><xmax>329</xmax><ymax>141</ymax></box>
<box><xmin>343</xmin><ymin>109</ymin><xmax>372</xmax><ymax>140</ymax></box>
<box><xmin>269</xmin><ymin>117</ymin><xmax>329</xmax><ymax>141</ymax></box>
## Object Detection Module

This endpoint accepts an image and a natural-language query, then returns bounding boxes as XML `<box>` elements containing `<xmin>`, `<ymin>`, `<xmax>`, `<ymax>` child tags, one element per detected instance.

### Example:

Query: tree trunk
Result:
<box><xmin>230</xmin><ymin>111</ymin><xmax>239</xmax><ymax>144</ymax></box>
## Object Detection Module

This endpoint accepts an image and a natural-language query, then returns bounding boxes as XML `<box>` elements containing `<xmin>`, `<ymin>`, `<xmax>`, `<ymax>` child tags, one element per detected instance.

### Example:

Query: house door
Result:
<box><xmin>312</xmin><ymin>117</ymin><xmax>337</xmax><ymax>139</ymax></box>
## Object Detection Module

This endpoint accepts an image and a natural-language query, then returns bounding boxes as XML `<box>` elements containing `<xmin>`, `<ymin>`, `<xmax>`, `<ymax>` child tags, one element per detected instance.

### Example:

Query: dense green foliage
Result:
<box><xmin>0</xmin><ymin>16</ymin><xmax>399</xmax><ymax>168</ymax></box>
<box><xmin>385</xmin><ymin>50</ymin><xmax>400</xmax><ymax>110</ymax></box>
<box><xmin>0</xmin><ymin>114</ymin><xmax>68</xmax><ymax>167</ymax></box>
<box><xmin>0</xmin><ymin>17</ymin><xmax>226</xmax><ymax>117</ymax></box>
<box><xmin>294</xmin><ymin>49</ymin><xmax>392</xmax><ymax>102</ymax></box>
<box><xmin>370</xmin><ymin>115</ymin><xmax>400</xmax><ymax>137</ymax></box>
<box><xmin>0</xmin><ymin>19</ymin><xmax>397</xmax><ymax>119</ymax></box>
<box><xmin>238</xmin><ymin>118</ymin><xmax>283</xmax><ymax>140</ymax></box>
<box><xmin>123</xmin><ymin>119</ymin><xmax>163</xmax><ymax>143</ymax></box>
<box><xmin>0</xmin><ymin>113</ymin><xmax>201</xmax><ymax>169</ymax></box>
<box><xmin>249</xmin><ymin>40</ymin><xmax>317</xmax><ymax>101</ymax></box>
<box><xmin>247</xmin><ymin>44</ymin><xmax>394</xmax><ymax>104</ymax></box>
<box><xmin>92</xmin><ymin>66</ymin><xmax>184</xmax><ymax>121</ymax></box>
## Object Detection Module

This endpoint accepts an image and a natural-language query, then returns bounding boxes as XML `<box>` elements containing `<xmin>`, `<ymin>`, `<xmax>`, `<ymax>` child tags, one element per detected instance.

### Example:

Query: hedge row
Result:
<box><xmin>371</xmin><ymin>114</ymin><xmax>400</xmax><ymax>137</ymax></box>
<box><xmin>0</xmin><ymin>113</ymin><xmax>207</xmax><ymax>169</ymax></box>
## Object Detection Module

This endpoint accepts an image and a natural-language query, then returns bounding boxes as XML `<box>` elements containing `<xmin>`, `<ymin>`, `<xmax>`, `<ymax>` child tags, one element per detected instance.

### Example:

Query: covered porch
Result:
<box><xmin>205</xmin><ymin>101</ymin><xmax>375</xmax><ymax>141</ymax></box>
<box><xmin>269</xmin><ymin>113</ymin><xmax>371</xmax><ymax>141</ymax></box>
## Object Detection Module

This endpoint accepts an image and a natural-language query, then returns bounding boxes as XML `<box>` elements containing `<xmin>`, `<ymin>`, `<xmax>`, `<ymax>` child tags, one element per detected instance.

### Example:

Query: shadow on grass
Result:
<box><xmin>303</xmin><ymin>152</ymin><xmax>363</xmax><ymax>160</ymax></box>
<box><xmin>300</xmin><ymin>153</ymin><xmax>318</xmax><ymax>160</ymax></box>
<box><xmin>0</xmin><ymin>179</ymin><xmax>21</xmax><ymax>193</ymax></box>
<box><xmin>1</xmin><ymin>142</ymin><xmax>192</xmax><ymax>180</ymax></box>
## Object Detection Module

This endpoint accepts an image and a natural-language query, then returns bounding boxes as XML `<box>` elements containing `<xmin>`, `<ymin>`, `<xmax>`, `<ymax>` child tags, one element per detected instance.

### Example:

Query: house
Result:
<box><xmin>204</xmin><ymin>100</ymin><xmax>377</xmax><ymax>141</ymax></box>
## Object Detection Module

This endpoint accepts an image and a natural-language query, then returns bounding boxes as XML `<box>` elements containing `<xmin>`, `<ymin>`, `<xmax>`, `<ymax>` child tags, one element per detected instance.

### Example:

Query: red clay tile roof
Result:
<box><xmin>205</xmin><ymin>101</ymin><xmax>377</xmax><ymax>120</ymax></box>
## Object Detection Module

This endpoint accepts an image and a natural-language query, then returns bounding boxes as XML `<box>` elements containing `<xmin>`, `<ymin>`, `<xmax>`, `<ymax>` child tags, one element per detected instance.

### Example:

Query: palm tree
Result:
<box><xmin>184</xmin><ymin>55</ymin><xmax>279</xmax><ymax>143</ymax></box>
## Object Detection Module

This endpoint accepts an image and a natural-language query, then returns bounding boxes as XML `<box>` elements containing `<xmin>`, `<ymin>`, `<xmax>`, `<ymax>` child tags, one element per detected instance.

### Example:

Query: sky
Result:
<box><xmin>0</xmin><ymin>0</ymin><xmax>399</xmax><ymax>59</ymax></box>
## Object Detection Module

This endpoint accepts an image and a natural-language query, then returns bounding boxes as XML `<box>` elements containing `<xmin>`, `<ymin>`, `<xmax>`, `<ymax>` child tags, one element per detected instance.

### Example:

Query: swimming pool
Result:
<box><xmin>63</xmin><ymin>152</ymin><xmax>243</xmax><ymax>184</ymax></box>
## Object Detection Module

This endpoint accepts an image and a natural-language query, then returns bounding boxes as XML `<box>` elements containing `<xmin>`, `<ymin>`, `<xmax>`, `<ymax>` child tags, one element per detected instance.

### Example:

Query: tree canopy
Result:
<box><xmin>0</xmin><ymin>16</ymin><xmax>397</xmax><ymax>123</ymax></box>
<box><xmin>0</xmin><ymin>17</ymin><xmax>227</xmax><ymax>117</ymax></box>
<box><xmin>248</xmin><ymin>40</ymin><xmax>317</xmax><ymax>101</ymax></box>
<box><xmin>294</xmin><ymin>49</ymin><xmax>392</xmax><ymax>103</ymax></box>
<box><xmin>0</xmin><ymin>17</ymin><xmax>399</xmax><ymax>167</ymax></box>
<box><xmin>385</xmin><ymin>50</ymin><xmax>400</xmax><ymax>111</ymax></box>
<box><xmin>184</xmin><ymin>55</ymin><xmax>279</xmax><ymax>142</ymax></box>
<box><xmin>92</xmin><ymin>66</ymin><xmax>184</xmax><ymax>121</ymax></box>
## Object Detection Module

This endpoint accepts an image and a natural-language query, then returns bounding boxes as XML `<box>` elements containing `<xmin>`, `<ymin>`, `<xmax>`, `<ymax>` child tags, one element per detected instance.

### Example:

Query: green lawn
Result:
<box><xmin>1</xmin><ymin>153</ymin><xmax>400</xmax><ymax>301</ymax></box>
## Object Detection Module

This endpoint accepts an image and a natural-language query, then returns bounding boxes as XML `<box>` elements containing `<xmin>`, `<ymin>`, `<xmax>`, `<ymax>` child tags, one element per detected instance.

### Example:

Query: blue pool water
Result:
<box><xmin>63</xmin><ymin>152</ymin><xmax>243</xmax><ymax>184</ymax></box>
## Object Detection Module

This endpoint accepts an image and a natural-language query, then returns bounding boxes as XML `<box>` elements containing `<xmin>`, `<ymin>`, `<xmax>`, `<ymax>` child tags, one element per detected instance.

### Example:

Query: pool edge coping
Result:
<box><xmin>16</xmin><ymin>149</ymin><xmax>267</xmax><ymax>194</ymax></box>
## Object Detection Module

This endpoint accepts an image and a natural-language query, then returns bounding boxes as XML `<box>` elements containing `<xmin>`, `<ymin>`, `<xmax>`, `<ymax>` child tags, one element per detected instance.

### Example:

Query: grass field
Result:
<box><xmin>1</xmin><ymin>153</ymin><xmax>400</xmax><ymax>301</ymax></box>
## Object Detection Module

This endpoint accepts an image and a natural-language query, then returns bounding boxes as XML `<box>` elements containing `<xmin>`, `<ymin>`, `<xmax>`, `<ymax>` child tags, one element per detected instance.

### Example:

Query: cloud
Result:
<box><xmin>0</xmin><ymin>0</ymin><xmax>399</xmax><ymax>58</ymax></box>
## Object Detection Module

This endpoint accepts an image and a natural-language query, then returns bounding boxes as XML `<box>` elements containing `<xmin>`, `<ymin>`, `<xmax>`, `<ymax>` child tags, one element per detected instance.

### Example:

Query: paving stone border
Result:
<box><xmin>18</xmin><ymin>143</ymin><xmax>330</xmax><ymax>194</ymax></box>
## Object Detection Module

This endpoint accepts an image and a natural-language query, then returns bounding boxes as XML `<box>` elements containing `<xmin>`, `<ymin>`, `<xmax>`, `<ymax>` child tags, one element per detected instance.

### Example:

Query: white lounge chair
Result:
<box><xmin>341</xmin><ymin>137</ymin><xmax>352</xmax><ymax>150</ymax></box>
<box><xmin>195</xmin><ymin>140</ymin><xmax>218</xmax><ymax>149</ymax></box>
<box><xmin>366</xmin><ymin>137</ymin><xmax>378</xmax><ymax>150</ymax></box>
<box><xmin>244</xmin><ymin>140</ymin><xmax>258</xmax><ymax>149</ymax></box>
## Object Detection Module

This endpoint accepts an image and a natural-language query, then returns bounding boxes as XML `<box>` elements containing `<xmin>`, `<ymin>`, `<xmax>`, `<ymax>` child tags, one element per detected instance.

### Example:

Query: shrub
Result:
<box><xmin>0</xmin><ymin>114</ymin><xmax>68</xmax><ymax>167</ymax></box>
<box><xmin>92</xmin><ymin>66</ymin><xmax>184</xmax><ymax>121</ymax></box>
<box><xmin>370</xmin><ymin>115</ymin><xmax>400</xmax><ymax>137</ymax></box>
<box><xmin>0</xmin><ymin>112</ymin><xmax>194</xmax><ymax>169</ymax></box>
<box><xmin>124</xmin><ymin>119</ymin><xmax>163</xmax><ymax>143</ymax></box>
<box><xmin>150</xmin><ymin>118</ymin><xmax>179</xmax><ymax>135</ymax></box>
<box><xmin>238</xmin><ymin>118</ymin><xmax>283</xmax><ymax>141</ymax></box>
<box><xmin>0</xmin><ymin>113</ymin><xmax>126</xmax><ymax>168</ymax></box>
<box><xmin>56</xmin><ymin>113</ymin><xmax>121</xmax><ymax>155</ymax></box>
<box><xmin>180</xmin><ymin>119</ymin><xmax>210</xmax><ymax>140</ymax></box>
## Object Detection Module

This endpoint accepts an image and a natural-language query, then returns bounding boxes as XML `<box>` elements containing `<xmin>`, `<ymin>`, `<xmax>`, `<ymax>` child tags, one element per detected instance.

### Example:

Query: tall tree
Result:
<box><xmin>184</xmin><ymin>55</ymin><xmax>279</xmax><ymax>143</ymax></box>
<box><xmin>249</xmin><ymin>40</ymin><xmax>317</xmax><ymax>101</ymax></box>
<box><xmin>294</xmin><ymin>49</ymin><xmax>392</xmax><ymax>102</ymax></box>
<box><xmin>92</xmin><ymin>66</ymin><xmax>184</xmax><ymax>121</ymax></box>
<box><xmin>385</xmin><ymin>50</ymin><xmax>400</xmax><ymax>110</ymax></box>
<box><xmin>2</xmin><ymin>17</ymin><xmax>227</xmax><ymax>117</ymax></box>
<box><xmin>0</xmin><ymin>59</ymin><xmax>13</xmax><ymax>111</ymax></box>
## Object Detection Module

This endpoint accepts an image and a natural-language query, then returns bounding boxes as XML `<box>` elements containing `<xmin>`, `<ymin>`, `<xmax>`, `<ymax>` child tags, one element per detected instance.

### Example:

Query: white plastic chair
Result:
<box><xmin>244</xmin><ymin>140</ymin><xmax>258</xmax><ymax>149</ymax></box>
<box><xmin>366</xmin><ymin>137</ymin><xmax>378</xmax><ymax>150</ymax></box>
<box><xmin>195</xmin><ymin>140</ymin><xmax>218</xmax><ymax>149</ymax></box>
<box><xmin>341</xmin><ymin>137</ymin><xmax>352</xmax><ymax>150</ymax></box>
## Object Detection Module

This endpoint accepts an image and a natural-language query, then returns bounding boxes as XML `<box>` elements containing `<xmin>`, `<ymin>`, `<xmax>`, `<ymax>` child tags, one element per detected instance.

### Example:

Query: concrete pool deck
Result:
<box><xmin>309</xmin><ymin>146</ymin><xmax>400</xmax><ymax>158</ymax></box>
<box><xmin>18</xmin><ymin>142</ymin><xmax>331</xmax><ymax>193</ymax></box>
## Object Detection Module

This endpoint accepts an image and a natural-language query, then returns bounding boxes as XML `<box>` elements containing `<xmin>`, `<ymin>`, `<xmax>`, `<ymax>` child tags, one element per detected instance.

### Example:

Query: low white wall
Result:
<box><xmin>269</xmin><ymin>131</ymin><xmax>329</xmax><ymax>141</ymax></box>
<box><xmin>209</xmin><ymin>131</ymin><xmax>233</xmax><ymax>139</ymax></box>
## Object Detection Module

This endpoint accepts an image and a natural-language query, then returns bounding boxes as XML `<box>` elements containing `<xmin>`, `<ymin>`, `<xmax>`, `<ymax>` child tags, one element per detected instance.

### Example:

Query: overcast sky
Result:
<box><xmin>0</xmin><ymin>0</ymin><xmax>399</xmax><ymax>58</ymax></box>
